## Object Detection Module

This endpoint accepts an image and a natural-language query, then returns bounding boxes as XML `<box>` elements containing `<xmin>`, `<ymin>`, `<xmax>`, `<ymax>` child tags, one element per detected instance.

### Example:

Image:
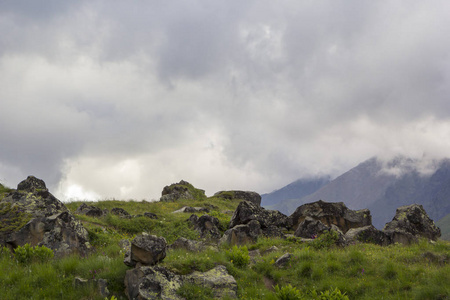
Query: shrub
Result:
<box><xmin>310</xmin><ymin>230</ymin><xmax>339</xmax><ymax>250</ymax></box>
<box><xmin>274</xmin><ymin>284</ymin><xmax>304</xmax><ymax>300</ymax></box>
<box><xmin>14</xmin><ymin>244</ymin><xmax>54</xmax><ymax>264</ymax></box>
<box><xmin>226</xmin><ymin>245</ymin><xmax>250</xmax><ymax>268</ymax></box>
<box><xmin>310</xmin><ymin>287</ymin><xmax>349</xmax><ymax>300</ymax></box>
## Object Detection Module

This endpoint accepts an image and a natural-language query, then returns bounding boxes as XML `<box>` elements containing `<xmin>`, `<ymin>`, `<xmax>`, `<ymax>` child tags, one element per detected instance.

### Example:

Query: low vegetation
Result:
<box><xmin>1</xmin><ymin>194</ymin><xmax>449</xmax><ymax>299</ymax></box>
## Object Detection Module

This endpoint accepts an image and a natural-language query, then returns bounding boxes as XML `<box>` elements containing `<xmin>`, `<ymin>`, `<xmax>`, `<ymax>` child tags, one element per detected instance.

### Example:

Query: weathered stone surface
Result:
<box><xmin>229</xmin><ymin>201</ymin><xmax>289</xmax><ymax>231</ymax></box>
<box><xmin>111</xmin><ymin>207</ymin><xmax>131</xmax><ymax>218</ymax></box>
<box><xmin>294</xmin><ymin>216</ymin><xmax>330</xmax><ymax>238</ymax></box>
<box><xmin>124</xmin><ymin>266</ymin><xmax>183</xmax><ymax>300</ymax></box>
<box><xmin>160</xmin><ymin>180</ymin><xmax>206</xmax><ymax>202</ymax></box>
<box><xmin>17</xmin><ymin>176</ymin><xmax>47</xmax><ymax>193</ymax></box>
<box><xmin>275</xmin><ymin>253</ymin><xmax>292</xmax><ymax>268</ymax></box>
<box><xmin>345</xmin><ymin>225</ymin><xmax>388</xmax><ymax>246</ymax></box>
<box><xmin>125</xmin><ymin>265</ymin><xmax>237</xmax><ymax>300</ymax></box>
<box><xmin>184</xmin><ymin>265</ymin><xmax>238</xmax><ymax>299</ymax></box>
<box><xmin>170</xmin><ymin>237</ymin><xmax>218</xmax><ymax>252</ymax></box>
<box><xmin>0</xmin><ymin>176</ymin><xmax>90</xmax><ymax>257</ymax></box>
<box><xmin>262</xmin><ymin>246</ymin><xmax>279</xmax><ymax>255</ymax></box>
<box><xmin>214</xmin><ymin>190</ymin><xmax>262</xmax><ymax>206</ymax></box>
<box><xmin>383</xmin><ymin>204</ymin><xmax>441</xmax><ymax>244</ymax></box>
<box><xmin>289</xmin><ymin>200</ymin><xmax>372</xmax><ymax>233</ymax></box>
<box><xmin>127</xmin><ymin>234</ymin><xmax>167</xmax><ymax>267</ymax></box>
<box><xmin>192</xmin><ymin>214</ymin><xmax>221</xmax><ymax>240</ymax></box>
<box><xmin>172</xmin><ymin>206</ymin><xmax>209</xmax><ymax>214</ymax></box>
<box><xmin>220</xmin><ymin>220</ymin><xmax>261</xmax><ymax>246</ymax></box>
<box><xmin>75</xmin><ymin>203</ymin><xmax>108</xmax><ymax>218</ymax></box>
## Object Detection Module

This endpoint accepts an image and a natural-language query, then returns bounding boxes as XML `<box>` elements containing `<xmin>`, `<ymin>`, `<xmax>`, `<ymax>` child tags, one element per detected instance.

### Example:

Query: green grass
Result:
<box><xmin>1</xmin><ymin>197</ymin><xmax>449</xmax><ymax>299</ymax></box>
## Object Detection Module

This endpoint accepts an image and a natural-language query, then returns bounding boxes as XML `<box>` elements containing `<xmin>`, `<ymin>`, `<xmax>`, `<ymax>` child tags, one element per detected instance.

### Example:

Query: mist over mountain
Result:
<box><xmin>263</xmin><ymin>156</ymin><xmax>450</xmax><ymax>229</ymax></box>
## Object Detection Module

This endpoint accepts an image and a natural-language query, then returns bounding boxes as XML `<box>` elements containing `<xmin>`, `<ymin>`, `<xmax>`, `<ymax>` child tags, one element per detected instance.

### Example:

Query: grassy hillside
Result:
<box><xmin>1</xmin><ymin>195</ymin><xmax>450</xmax><ymax>299</ymax></box>
<box><xmin>437</xmin><ymin>214</ymin><xmax>450</xmax><ymax>241</ymax></box>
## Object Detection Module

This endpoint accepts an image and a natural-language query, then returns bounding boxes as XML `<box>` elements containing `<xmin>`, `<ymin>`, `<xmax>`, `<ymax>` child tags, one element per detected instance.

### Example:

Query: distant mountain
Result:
<box><xmin>261</xmin><ymin>176</ymin><xmax>330</xmax><ymax>212</ymax></box>
<box><xmin>436</xmin><ymin>214</ymin><xmax>450</xmax><ymax>241</ymax></box>
<box><xmin>263</xmin><ymin>156</ymin><xmax>450</xmax><ymax>230</ymax></box>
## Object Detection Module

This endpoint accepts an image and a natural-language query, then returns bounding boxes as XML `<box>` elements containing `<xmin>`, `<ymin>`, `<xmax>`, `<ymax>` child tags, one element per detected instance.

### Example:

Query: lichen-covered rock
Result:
<box><xmin>214</xmin><ymin>190</ymin><xmax>262</xmax><ymax>206</ymax></box>
<box><xmin>229</xmin><ymin>201</ymin><xmax>289</xmax><ymax>231</ymax></box>
<box><xmin>192</xmin><ymin>214</ymin><xmax>221</xmax><ymax>240</ymax></box>
<box><xmin>383</xmin><ymin>204</ymin><xmax>441</xmax><ymax>244</ymax></box>
<box><xmin>275</xmin><ymin>253</ymin><xmax>292</xmax><ymax>268</ymax></box>
<box><xmin>294</xmin><ymin>216</ymin><xmax>330</xmax><ymax>238</ymax></box>
<box><xmin>345</xmin><ymin>225</ymin><xmax>388</xmax><ymax>246</ymax></box>
<box><xmin>0</xmin><ymin>176</ymin><xmax>90</xmax><ymax>257</ymax></box>
<box><xmin>219</xmin><ymin>220</ymin><xmax>261</xmax><ymax>246</ymax></box>
<box><xmin>184</xmin><ymin>265</ymin><xmax>237</xmax><ymax>299</ymax></box>
<box><xmin>160</xmin><ymin>180</ymin><xmax>206</xmax><ymax>202</ymax></box>
<box><xmin>111</xmin><ymin>207</ymin><xmax>131</xmax><ymax>218</ymax></box>
<box><xmin>124</xmin><ymin>265</ymin><xmax>237</xmax><ymax>300</ymax></box>
<box><xmin>124</xmin><ymin>265</ymin><xmax>183</xmax><ymax>300</ymax></box>
<box><xmin>126</xmin><ymin>234</ymin><xmax>167</xmax><ymax>267</ymax></box>
<box><xmin>75</xmin><ymin>203</ymin><xmax>108</xmax><ymax>218</ymax></box>
<box><xmin>289</xmin><ymin>200</ymin><xmax>372</xmax><ymax>233</ymax></box>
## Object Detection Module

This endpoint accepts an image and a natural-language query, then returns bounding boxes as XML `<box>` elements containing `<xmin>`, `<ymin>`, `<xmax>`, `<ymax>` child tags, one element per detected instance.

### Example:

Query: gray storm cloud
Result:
<box><xmin>1</xmin><ymin>1</ymin><xmax>450</xmax><ymax>200</ymax></box>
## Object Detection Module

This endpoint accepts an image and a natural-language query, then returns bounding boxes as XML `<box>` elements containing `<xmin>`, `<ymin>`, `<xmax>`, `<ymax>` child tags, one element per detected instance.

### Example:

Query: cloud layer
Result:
<box><xmin>1</xmin><ymin>1</ymin><xmax>450</xmax><ymax>200</ymax></box>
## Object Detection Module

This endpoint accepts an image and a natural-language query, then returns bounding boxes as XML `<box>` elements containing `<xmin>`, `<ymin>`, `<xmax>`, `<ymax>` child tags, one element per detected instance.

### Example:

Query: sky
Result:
<box><xmin>1</xmin><ymin>1</ymin><xmax>450</xmax><ymax>201</ymax></box>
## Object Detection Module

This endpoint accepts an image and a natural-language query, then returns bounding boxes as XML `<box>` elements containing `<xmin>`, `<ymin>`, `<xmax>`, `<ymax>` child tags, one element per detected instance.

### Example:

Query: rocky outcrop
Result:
<box><xmin>229</xmin><ymin>201</ymin><xmax>289</xmax><ymax>232</ymax></box>
<box><xmin>191</xmin><ymin>214</ymin><xmax>221</xmax><ymax>240</ymax></box>
<box><xmin>75</xmin><ymin>203</ymin><xmax>108</xmax><ymax>217</ymax></box>
<box><xmin>184</xmin><ymin>265</ymin><xmax>237</xmax><ymax>299</ymax></box>
<box><xmin>289</xmin><ymin>200</ymin><xmax>372</xmax><ymax>233</ymax></box>
<box><xmin>294</xmin><ymin>216</ymin><xmax>330</xmax><ymax>238</ymax></box>
<box><xmin>124</xmin><ymin>234</ymin><xmax>167</xmax><ymax>267</ymax></box>
<box><xmin>0</xmin><ymin>176</ymin><xmax>91</xmax><ymax>257</ymax></box>
<box><xmin>220</xmin><ymin>220</ymin><xmax>261</xmax><ymax>246</ymax></box>
<box><xmin>160</xmin><ymin>180</ymin><xmax>206</xmax><ymax>202</ymax></box>
<box><xmin>214</xmin><ymin>190</ymin><xmax>262</xmax><ymax>206</ymax></box>
<box><xmin>345</xmin><ymin>225</ymin><xmax>389</xmax><ymax>246</ymax></box>
<box><xmin>124</xmin><ymin>265</ymin><xmax>183</xmax><ymax>300</ymax></box>
<box><xmin>124</xmin><ymin>265</ymin><xmax>237</xmax><ymax>300</ymax></box>
<box><xmin>383</xmin><ymin>204</ymin><xmax>441</xmax><ymax>244</ymax></box>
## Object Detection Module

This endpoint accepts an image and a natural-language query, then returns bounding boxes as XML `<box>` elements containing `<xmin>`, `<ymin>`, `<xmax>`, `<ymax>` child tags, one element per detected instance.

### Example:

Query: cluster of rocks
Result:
<box><xmin>121</xmin><ymin>233</ymin><xmax>237</xmax><ymax>299</ymax></box>
<box><xmin>75</xmin><ymin>203</ymin><xmax>158</xmax><ymax>220</ymax></box>
<box><xmin>1</xmin><ymin>176</ymin><xmax>443</xmax><ymax>300</ymax></box>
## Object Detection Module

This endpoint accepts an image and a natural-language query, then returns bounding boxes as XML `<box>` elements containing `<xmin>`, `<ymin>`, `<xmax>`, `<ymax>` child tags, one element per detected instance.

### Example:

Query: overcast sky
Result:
<box><xmin>1</xmin><ymin>1</ymin><xmax>450</xmax><ymax>201</ymax></box>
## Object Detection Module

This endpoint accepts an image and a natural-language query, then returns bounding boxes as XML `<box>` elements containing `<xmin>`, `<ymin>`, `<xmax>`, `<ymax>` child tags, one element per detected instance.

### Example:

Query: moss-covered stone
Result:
<box><xmin>160</xmin><ymin>180</ymin><xmax>206</xmax><ymax>202</ymax></box>
<box><xmin>0</xmin><ymin>201</ymin><xmax>33</xmax><ymax>234</ymax></box>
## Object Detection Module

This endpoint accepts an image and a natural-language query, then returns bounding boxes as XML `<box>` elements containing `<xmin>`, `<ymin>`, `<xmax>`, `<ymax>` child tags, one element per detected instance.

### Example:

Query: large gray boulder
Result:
<box><xmin>289</xmin><ymin>200</ymin><xmax>372</xmax><ymax>233</ymax></box>
<box><xmin>124</xmin><ymin>266</ymin><xmax>183</xmax><ymax>300</ymax></box>
<box><xmin>219</xmin><ymin>220</ymin><xmax>261</xmax><ymax>246</ymax></box>
<box><xmin>160</xmin><ymin>180</ymin><xmax>206</xmax><ymax>202</ymax></box>
<box><xmin>125</xmin><ymin>234</ymin><xmax>167</xmax><ymax>267</ymax></box>
<box><xmin>191</xmin><ymin>214</ymin><xmax>221</xmax><ymax>240</ymax></box>
<box><xmin>214</xmin><ymin>190</ymin><xmax>262</xmax><ymax>206</ymax></box>
<box><xmin>0</xmin><ymin>176</ymin><xmax>91</xmax><ymax>257</ymax></box>
<box><xmin>345</xmin><ymin>225</ymin><xmax>389</xmax><ymax>246</ymax></box>
<box><xmin>124</xmin><ymin>265</ymin><xmax>237</xmax><ymax>299</ymax></box>
<box><xmin>184</xmin><ymin>265</ymin><xmax>237</xmax><ymax>299</ymax></box>
<box><xmin>383</xmin><ymin>204</ymin><xmax>441</xmax><ymax>244</ymax></box>
<box><xmin>294</xmin><ymin>216</ymin><xmax>330</xmax><ymax>238</ymax></box>
<box><xmin>229</xmin><ymin>201</ymin><xmax>289</xmax><ymax>231</ymax></box>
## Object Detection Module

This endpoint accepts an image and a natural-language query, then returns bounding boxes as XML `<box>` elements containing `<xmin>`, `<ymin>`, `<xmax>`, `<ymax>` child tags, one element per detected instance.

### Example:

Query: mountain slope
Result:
<box><xmin>261</xmin><ymin>176</ymin><xmax>330</xmax><ymax>214</ymax></box>
<box><xmin>264</xmin><ymin>156</ymin><xmax>450</xmax><ymax>230</ymax></box>
<box><xmin>437</xmin><ymin>214</ymin><xmax>450</xmax><ymax>241</ymax></box>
